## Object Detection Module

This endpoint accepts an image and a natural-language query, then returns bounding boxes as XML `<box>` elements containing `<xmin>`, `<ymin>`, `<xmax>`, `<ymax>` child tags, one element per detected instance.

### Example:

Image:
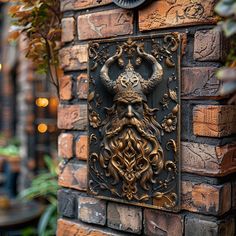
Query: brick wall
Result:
<box><xmin>57</xmin><ymin>1</ymin><xmax>236</xmax><ymax>235</ymax></box>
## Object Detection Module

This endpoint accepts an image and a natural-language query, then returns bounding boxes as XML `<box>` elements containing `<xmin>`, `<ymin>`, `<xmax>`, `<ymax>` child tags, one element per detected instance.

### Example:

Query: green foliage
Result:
<box><xmin>0</xmin><ymin>136</ymin><xmax>21</xmax><ymax>157</ymax></box>
<box><xmin>22</xmin><ymin>227</ymin><xmax>37</xmax><ymax>236</ymax></box>
<box><xmin>215</xmin><ymin>0</ymin><xmax>236</xmax><ymax>65</ymax></box>
<box><xmin>19</xmin><ymin>155</ymin><xmax>59</xmax><ymax>235</ymax></box>
<box><xmin>215</xmin><ymin>0</ymin><xmax>236</xmax><ymax>37</ymax></box>
<box><xmin>9</xmin><ymin>0</ymin><xmax>61</xmax><ymax>92</ymax></box>
<box><xmin>0</xmin><ymin>145</ymin><xmax>20</xmax><ymax>157</ymax></box>
<box><xmin>215</xmin><ymin>0</ymin><xmax>236</xmax><ymax>103</ymax></box>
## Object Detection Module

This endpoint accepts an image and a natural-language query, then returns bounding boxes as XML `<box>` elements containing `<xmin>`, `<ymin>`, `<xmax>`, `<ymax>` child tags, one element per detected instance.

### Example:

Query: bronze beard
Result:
<box><xmin>99</xmin><ymin>103</ymin><xmax>164</xmax><ymax>201</ymax></box>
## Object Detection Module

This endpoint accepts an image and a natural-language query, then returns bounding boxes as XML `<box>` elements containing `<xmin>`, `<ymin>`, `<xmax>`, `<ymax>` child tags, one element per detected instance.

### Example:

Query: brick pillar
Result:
<box><xmin>57</xmin><ymin>1</ymin><xmax>236</xmax><ymax>235</ymax></box>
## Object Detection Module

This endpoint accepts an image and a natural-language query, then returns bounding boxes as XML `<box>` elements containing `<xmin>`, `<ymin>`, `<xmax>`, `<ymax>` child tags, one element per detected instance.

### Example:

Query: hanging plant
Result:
<box><xmin>8</xmin><ymin>0</ymin><xmax>61</xmax><ymax>95</ymax></box>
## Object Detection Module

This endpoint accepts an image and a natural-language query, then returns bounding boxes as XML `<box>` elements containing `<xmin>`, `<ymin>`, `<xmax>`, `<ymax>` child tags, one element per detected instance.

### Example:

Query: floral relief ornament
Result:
<box><xmin>161</xmin><ymin>105</ymin><xmax>179</xmax><ymax>133</ymax></box>
<box><xmin>89</xmin><ymin>111</ymin><xmax>101</xmax><ymax>128</ymax></box>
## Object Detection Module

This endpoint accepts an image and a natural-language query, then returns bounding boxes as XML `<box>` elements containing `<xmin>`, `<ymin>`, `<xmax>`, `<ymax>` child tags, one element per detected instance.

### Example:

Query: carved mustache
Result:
<box><xmin>105</xmin><ymin>117</ymin><xmax>154</xmax><ymax>139</ymax></box>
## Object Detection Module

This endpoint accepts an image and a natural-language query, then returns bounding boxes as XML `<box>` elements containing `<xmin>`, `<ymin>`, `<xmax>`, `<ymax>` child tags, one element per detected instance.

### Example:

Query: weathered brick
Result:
<box><xmin>61</xmin><ymin>17</ymin><xmax>75</xmax><ymax>43</ymax></box>
<box><xmin>182</xmin><ymin>142</ymin><xmax>236</xmax><ymax>176</ymax></box>
<box><xmin>139</xmin><ymin>0</ymin><xmax>218</xmax><ymax>31</ymax></box>
<box><xmin>59</xmin><ymin>75</ymin><xmax>73</xmax><ymax>100</ymax></box>
<box><xmin>77</xmin><ymin>74</ymin><xmax>88</xmax><ymax>99</ymax></box>
<box><xmin>59</xmin><ymin>45</ymin><xmax>88</xmax><ymax>71</ymax></box>
<box><xmin>78</xmin><ymin>196</ymin><xmax>106</xmax><ymax>226</ymax></box>
<box><xmin>57</xmin><ymin>218</ymin><xmax>127</xmax><ymax>236</ymax></box>
<box><xmin>75</xmin><ymin>135</ymin><xmax>88</xmax><ymax>160</ymax></box>
<box><xmin>77</xmin><ymin>9</ymin><xmax>133</xmax><ymax>40</ymax></box>
<box><xmin>58</xmin><ymin>104</ymin><xmax>87</xmax><ymax>130</ymax></box>
<box><xmin>107</xmin><ymin>202</ymin><xmax>142</xmax><ymax>234</ymax></box>
<box><xmin>58</xmin><ymin>189</ymin><xmax>77</xmax><ymax>218</ymax></box>
<box><xmin>144</xmin><ymin>209</ymin><xmax>183</xmax><ymax>236</ymax></box>
<box><xmin>182</xmin><ymin>181</ymin><xmax>231</xmax><ymax>215</ymax></box>
<box><xmin>181</xmin><ymin>67</ymin><xmax>221</xmax><ymax>98</ymax></box>
<box><xmin>194</xmin><ymin>29</ymin><xmax>226</xmax><ymax>61</ymax></box>
<box><xmin>185</xmin><ymin>215</ymin><xmax>235</xmax><ymax>236</ymax></box>
<box><xmin>58</xmin><ymin>133</ymin><xmax>74</xmax><ymax>159</ymax></box>
<box><xmin>193</xmin><ymin>105</ymin><xmax>236</xmax><ymax>137</ymax></box>
<box><xmin>61</xmin><ymin>0</ymin><xmax>112</xmax><ymax>12</ymax></box>
<box><xmin>58</xmin><ymin>161</ymin><xmax>87</xmax><ymax>191</ymax></box>
<box><xmin>232</xmin><ymin>181</ymin><xmax>236</xmax><ymax>210</ymax></box>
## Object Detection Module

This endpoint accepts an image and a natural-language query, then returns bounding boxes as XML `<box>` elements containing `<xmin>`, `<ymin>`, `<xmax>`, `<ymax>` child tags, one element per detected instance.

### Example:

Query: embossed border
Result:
<box><xmin>87</xmin><ymin>33</ymin><xmax>182</xmax><ymax>212</ymax></box>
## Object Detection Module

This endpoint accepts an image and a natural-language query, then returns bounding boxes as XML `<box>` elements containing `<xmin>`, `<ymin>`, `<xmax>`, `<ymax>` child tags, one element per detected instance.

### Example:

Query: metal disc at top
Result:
<box><xmin>112</xmin><ymin>0</ymin><xmax>149</xmax><ymax>9</ymax></box>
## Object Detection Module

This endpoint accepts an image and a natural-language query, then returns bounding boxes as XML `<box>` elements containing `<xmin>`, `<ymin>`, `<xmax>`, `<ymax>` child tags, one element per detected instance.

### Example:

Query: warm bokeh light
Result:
<box><xmin>0</xmin><ymin>64</ymin><xmax>2</xmax><ymax>71</ymax></box>
<box><xmin>37</xmin><ymin>123</ymin><xmax>48</xmax><ymax>133</ymax></box>
<box><xmin>35</xmin><ymin>98</ymin><xmax>49</xmax><ymax>107</ymax></box>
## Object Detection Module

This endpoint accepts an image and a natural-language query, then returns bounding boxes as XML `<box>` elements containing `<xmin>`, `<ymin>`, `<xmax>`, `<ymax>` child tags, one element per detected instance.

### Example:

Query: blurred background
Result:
<box><xmin>0</xmin><ymin>1</ymin><xmax>59</xmax><ymax>235</ymax></box>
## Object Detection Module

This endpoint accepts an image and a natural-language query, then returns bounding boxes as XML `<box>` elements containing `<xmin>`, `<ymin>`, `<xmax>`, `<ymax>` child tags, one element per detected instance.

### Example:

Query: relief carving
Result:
<box><xmin>88</xmin><ymin>35</ymin><xmax>181</xmax><ymax>211</ymax></box>
<box><xmin>139</xmin><ymin>0</ymin><xmax>218</xmax><ymax>31</ymax></box>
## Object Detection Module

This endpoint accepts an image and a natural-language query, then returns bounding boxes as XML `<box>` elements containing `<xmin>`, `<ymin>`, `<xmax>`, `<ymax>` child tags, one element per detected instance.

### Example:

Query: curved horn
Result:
<box><xmin>100</xmin><ymin>46</ymin><xmax>123</xmax><ymax>94</ymax></box>
<box><xmin>137</xmin><ymin>46</ymin><xmax>163</xmax><ymax>94</ymax></box>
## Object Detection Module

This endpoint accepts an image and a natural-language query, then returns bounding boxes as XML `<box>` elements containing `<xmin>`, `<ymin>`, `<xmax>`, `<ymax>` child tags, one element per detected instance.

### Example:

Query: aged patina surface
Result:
<box><xmin>88</xmin><ymin>34</ymin><xmax>181</xmax><ymax>211</ymax></box>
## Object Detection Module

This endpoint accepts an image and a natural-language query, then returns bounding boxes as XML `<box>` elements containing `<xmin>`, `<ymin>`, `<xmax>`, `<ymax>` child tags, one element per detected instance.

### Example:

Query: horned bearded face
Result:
<box><xmin>99</xmin><ymin>99</ymin><xmax>164</xmax><ymax>200</ymax></box>
<box><xmin>98</xmin><ymin>45</ymin><xmax>164</xmax><ymax>201</ymax></box>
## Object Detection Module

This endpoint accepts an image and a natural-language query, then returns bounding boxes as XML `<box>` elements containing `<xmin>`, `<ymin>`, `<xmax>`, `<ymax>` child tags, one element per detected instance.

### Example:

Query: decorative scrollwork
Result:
<box><xmin>152</xmin><ymin>34</ymin><xmax>179</xmax><ymax>67</ymax></box>
<box><xmin>89</xmin><ymin>42</ymin><xmax>110</xmax><ymax>71</ymax></box>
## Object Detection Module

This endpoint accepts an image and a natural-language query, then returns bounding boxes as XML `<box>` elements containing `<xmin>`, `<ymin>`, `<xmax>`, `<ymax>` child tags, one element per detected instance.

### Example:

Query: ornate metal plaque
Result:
<box><xmin>112</xmin><ymin>0</ymin><xmax>150</xmax><ymax>9</ymax></box>
<box><xmin>88</xmin><ymin>34</ymin><xmax>181</xmax><ymax>211</ymax></box>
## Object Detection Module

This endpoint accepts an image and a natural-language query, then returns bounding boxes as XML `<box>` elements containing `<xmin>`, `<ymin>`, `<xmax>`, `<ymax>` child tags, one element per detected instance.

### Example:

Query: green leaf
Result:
<box><xmin>22</xmin><ymin>227</ymin><xmax>37</xmax><ymax>236</ymax></box>
<box><xmin>216</xmin><ymin>68</ymin><xmax>236</xmax><ymax>80</ymax></box>
<box><xmin>43</xmin><ymin>155</ymin><xmax>56</xmax><ymax>175</ymax></box>
<box><xmin>37</xmin><ymin>204</ymin><xmax>57</xmax><ymax>236</ymax></box>
<box><xmin>222</xmin><ymin>18</ymin><xmax>236</xmax><ymax>37</ymax></box>
<box><xmin>215</xmin><ymin>0</ymin><xmax>236</xmax><ymax>17</ymax></box>
<box><xmin>220</xmin><ymin>82</ymin><xmax>236</xmax><ymax>95</ymax></box>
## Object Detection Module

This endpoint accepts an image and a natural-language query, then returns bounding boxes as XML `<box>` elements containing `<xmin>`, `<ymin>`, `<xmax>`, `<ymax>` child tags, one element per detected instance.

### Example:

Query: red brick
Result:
<box><xmin>182</xmin><ymin>181</ymin><xmax>231</xmax><ymax>215</ymax></box>
<box><xmin>57</xmin><ymin>104</ymin><xmax>87</xmax><ymax>130</ymax></box>
<box><xmin>193</xmin><ymin>105</ymin><xmax>236</xmax><ymax>137</ymax></box>
<box><xmin>59</xmin><ymin>75</ymin><xmax>73</xmax><ymax>100</ymax></box>
<box><xmin>182</xmin><ymin>142</ymin><xmax>236</xmax><ymax>176</ymax></box>
<box><xmin>57</xmin><ymin>218</ymin><xmax>126</xmax><ymax>236</ymax></box>
<box><xmin>78</xmin><ymin>196</ymin><xmax>106</xmax><ymax>225</ymax></box>
<box><xmin>61</xmin><ymin>0</ymin><xmax>112</xmax><ymax>12</ymax></box>
<box><xmin>185</xmin><ymin>215</ymin><xmax>235</xmax><ymax>236</ymax></box>
<box><xmin>77</xmin><ymin>9</ymin><xmax>133</xmax><ymax>40</ymax></box>
<box><xmin>194</xmin><ymin>29</ymin><xmax>226</xmax><ymax>61</ymax></box>
<box><xmin>181</xmin><ymin>67</ymin><xmax>221</xmax><ymax>99</ymax></box>
<box><xmin>77</xmin><ymin>74</ymin><xmax>88</xmax><ymax>99</ymax></box>
<box><xmin>59</xmin><ymin>45</ymin><xmax>88</xmax><ymax>71</ymax></box>
<box><xmin>58</xmin><ymin>133</ymin><xmax>74</xmax><ymax>159</ymax></box>
<box><xmin>58</xmin><ymin>162</ymin><xmax>87</xmax><ymax>191</ymax></box>
<box><xmin>75</xmin><ymin>135</ymin><xmax>88</xmax><ymax>160</ymax></box>
<box><xmin>144</xmin><ymin>209</ymin><xmax>183</xmax><ymax>236</ymax></box>
<box><xmin>139</xmin><ymin>0</ymin><xmax>218</xmax><ymax>31</ymax></box>
<box><xmin>107</xmin><ymin>202</ymin><xmax>142</xmax><ymax>234</ymax></box>
<box><xmin>61</xmin><ymin>17</ymin><xmax>75</xmax><ymax>43</ymax></box>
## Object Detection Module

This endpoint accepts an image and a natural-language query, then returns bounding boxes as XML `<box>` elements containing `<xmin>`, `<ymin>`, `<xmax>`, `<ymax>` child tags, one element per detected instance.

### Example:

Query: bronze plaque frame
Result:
<box><xmin>87</xmin><ymin>33</ymin><xmax>181</xmax><ymax>212</ymax></box>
